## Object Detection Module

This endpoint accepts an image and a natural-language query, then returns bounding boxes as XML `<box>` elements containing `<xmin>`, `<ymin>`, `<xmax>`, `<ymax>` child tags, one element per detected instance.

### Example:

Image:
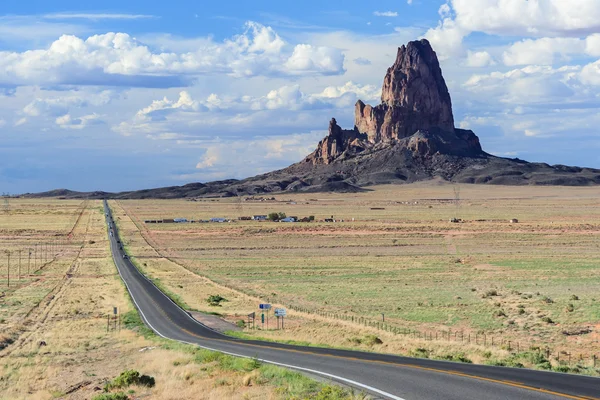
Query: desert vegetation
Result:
<box><xmin>0</xmin><ymin>200</ymin><xmax>357</xmax><ymax>399</ymax></box>
<box><xmin>109</xmin><ymin>182</ymin><xmax>600</xmax><ymax>375</ymax></box>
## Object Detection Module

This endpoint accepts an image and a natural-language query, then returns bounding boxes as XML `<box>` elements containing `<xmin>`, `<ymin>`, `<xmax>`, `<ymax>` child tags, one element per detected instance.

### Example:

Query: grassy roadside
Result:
<box><xmin>108</xmin><ymin>203</ymin><xmax>364</xmax><ymax>399</ymax></box>
<box><xmin>108</xmin><ymin>194</ymin><xmax>600</xmax><ymax>378</ymax></box>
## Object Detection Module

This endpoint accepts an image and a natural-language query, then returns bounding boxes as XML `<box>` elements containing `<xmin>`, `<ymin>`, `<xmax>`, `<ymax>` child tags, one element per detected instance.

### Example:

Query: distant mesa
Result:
<box><xmin>24</xmin><ymin>39</ymin><xmax>600</xmax><ymax>199</ymax></box>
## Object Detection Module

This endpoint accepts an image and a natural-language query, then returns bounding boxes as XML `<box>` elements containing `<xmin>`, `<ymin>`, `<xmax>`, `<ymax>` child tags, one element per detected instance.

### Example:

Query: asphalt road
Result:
<box><xmin>103</xmin><ymin>201</ymin><xmax>599</xmax><ymax>400</ymax></box>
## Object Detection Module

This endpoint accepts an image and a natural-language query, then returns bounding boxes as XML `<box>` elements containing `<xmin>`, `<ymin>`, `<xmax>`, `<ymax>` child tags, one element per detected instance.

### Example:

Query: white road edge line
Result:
<box><xmin>104</xmin><ymin>206</ymin><xmax>406</xmax><ymax>400</ymax></box>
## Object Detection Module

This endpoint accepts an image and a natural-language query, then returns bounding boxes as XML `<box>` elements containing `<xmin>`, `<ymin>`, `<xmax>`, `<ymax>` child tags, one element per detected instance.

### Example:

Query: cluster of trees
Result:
<box><xmin>268</xmin><ymin>212</ymin><xmax>287</xmax><ymax>221</ymax></box>
<box><xmin>267</xmin><ymin>212</ymin><xmax>315</xmax><ymax>222</ymax></box>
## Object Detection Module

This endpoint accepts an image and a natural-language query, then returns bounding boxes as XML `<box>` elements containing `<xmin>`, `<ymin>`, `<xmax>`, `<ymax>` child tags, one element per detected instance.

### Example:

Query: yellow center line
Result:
<box><xmin>134</xmin><ymin>272</ymin><xmax>599</xmax><ymax>400</ymax></box>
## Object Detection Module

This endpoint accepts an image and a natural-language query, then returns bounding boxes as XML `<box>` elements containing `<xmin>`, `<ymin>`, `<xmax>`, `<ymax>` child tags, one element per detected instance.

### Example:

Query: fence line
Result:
<box><xmin>285</xmin><ymin>304</ymin><xmax>598</xmax><ymax>369</ymax></box>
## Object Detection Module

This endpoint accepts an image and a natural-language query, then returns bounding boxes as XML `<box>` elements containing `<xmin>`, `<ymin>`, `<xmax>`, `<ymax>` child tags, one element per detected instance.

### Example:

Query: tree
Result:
<box><xmin>268</xmin><ymin>212</ymin><xmax>280</xmax><ymax>221</ymax></box>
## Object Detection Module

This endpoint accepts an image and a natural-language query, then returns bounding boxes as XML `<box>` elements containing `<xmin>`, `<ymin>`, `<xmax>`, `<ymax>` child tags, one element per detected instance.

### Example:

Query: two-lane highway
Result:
<box><xmin>104</xmin><ymin>201</ymin><xmax>599</xmax><ymax>400</ymax></box>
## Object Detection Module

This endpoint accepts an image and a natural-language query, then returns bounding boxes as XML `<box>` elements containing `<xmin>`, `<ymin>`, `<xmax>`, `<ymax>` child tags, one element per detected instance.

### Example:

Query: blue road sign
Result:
<box><xmin>259</xmin><ymin>303</ymin><xmax>272</xmax><ymax>310</ymax></box>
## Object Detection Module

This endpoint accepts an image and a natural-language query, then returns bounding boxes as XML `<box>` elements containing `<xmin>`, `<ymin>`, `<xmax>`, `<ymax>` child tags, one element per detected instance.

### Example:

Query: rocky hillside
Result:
<box><xmin>24</xmin><ymin>39</ymin><xmax>600</xmax><ymax>199</ymax></box>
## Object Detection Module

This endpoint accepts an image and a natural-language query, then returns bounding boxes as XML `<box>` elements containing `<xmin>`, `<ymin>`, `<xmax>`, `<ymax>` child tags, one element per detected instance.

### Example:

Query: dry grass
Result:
<box><xmin>109</xmin><ymin>182</ymin><xmax>600</xmax><ymax>374</ymax></box>
<box><xmin>2</xmin><ymin>200</ymin><xmax>340</xmax><ymax>399</ymax></box>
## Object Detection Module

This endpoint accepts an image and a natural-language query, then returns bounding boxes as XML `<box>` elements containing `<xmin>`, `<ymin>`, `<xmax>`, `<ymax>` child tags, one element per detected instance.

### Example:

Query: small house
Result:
<box><xmin>252</xmin><ymin>215</ymin><xmax>268</xmax><ymax>221</ymax></box>
<box><xmin>174</xmin><ymin>218</ymin><xmax>188</xmax><ymax>223</ymax></box>
<box><xmin>280</xmin><ymin>217</ymin><xmax>296</xmax><ymax>223</ymax></box>
<box><xmin>210</xmin><ymin>218</ymin><xmax>227</xmax><ymax>223</ymax></box>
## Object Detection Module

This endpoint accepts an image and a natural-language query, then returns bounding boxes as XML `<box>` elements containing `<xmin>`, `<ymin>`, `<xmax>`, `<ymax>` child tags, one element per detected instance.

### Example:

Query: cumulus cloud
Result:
<box><xmin>0</xmin><ymin>22</ymin><xmax>345</xmax><ymax>88</ymax></box>
<box><xmin>424</xmin><ymin>17</ymin><xmax>468</xmax><ymax>60</ymax></box>
<box><xmin>465</xmin><ymin>51</ymin><xmax>495</xmax><ymax>67</ymax></box>
<box><xmin>502</xmin><ymin>34</ymin><xmax>600</xmax><ymax>66</ymax></box>
<box><xmin>55</xmin><ymin>113</ymin><xmax>102</xmax><ymax>129</ymax></box>
<box><xmin>115</xmin><ymin>82</ymin><xmax>379</xmax><ymax>138</ymax></box>
<box><xmin>425</xmin><ymin>1</ymin><xmax>600</xmax><ymax>60</ymax></box>
<box><xmin>22</xmin><ymin>90</ymin><xmax>115</xmax><ymax>117</ymax></box>
<box><xmin>447</xmin><ymin>0</ymin><xmax>600</xmax><ymax>37</ymax></box>
<box><xmin>464</xmin><ymin>65</ymin><xmax>582</xmax><ymax>104</ymax></box>
<box><xmin>373</xmin><ymin>11</ymin><xmax>398</xmax><ymax>17</ymax></box>
<box><xmin>194</xmin><ymin>131</ymin><xmax>324</xmax><ymax>173</ymax></box>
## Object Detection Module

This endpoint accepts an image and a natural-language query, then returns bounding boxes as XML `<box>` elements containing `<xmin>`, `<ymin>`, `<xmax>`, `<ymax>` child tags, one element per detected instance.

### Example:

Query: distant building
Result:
<box><xmin>252</xmin><ymin>215</ymin><xmax>268</xmax><ymax>221</ymax></box>
<box><xmin>280</xmin><ymin>217</ymin><xmax>296</xmax><ymax>222</ymax></box>
<box><xmin>210</xmin><ymin>218</ymin><xmax>227</xmax><ymax>223</ymax></box>
<box><xmin>174</xmin><ymin>218</ymin><xmax>188</xmax><ymax>223</ymax></box>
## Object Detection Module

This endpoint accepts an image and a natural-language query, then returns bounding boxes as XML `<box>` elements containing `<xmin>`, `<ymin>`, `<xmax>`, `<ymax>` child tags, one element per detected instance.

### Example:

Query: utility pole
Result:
<box><xmin>28</xmin><ymin>249</ymin><xmax>31</xmax><ymax>275</ymax></box>
<box><xmin>18</xmin><ymin>250</ymin><xmax>21</xmax><ymax>280</ymax></box>
<box><xmin>5</xmin><ymin>251</ymin><xmax>10</xmax><ymax>287</ymax></box>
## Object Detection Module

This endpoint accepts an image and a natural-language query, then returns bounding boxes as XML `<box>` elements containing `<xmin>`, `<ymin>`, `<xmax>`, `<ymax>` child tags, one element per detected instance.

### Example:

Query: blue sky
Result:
<box><xmin>2</xmin><ymin>0</ymin><xmax>600</xmax><ymax>193</ymax></box>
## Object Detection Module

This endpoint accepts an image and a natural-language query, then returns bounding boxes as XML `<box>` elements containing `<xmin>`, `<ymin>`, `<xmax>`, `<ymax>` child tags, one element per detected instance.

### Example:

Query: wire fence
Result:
<box><xmin>287</xmin><ymin>305</ymin><xmax>599</xmax><ymax>369</ymax></box>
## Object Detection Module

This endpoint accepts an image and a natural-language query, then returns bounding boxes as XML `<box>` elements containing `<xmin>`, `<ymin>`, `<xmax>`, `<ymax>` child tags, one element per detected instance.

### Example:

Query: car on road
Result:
<box><xmin>122</xmin><ymin>254</ymin><xmax>128</xmax><ymax>259</ymax></box>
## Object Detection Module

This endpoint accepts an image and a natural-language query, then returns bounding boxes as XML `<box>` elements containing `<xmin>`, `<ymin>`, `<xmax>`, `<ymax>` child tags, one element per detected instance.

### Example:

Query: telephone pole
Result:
<box><xmin>28</xmin><ymin>249</ymin><xmax>31</xmax><ymax>275</ymax></box>
<box><xmin>5</xmin><ymin>251</ymin><xmax>10</xmax><ymax>287</ymax></box>
<box><xmin>18</xmin><ymin>249</ymin><xmax>21</xmax><ymax>280</ymax></box>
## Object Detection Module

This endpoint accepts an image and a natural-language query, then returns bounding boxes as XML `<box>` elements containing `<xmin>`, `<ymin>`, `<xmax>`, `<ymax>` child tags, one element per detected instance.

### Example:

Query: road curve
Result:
<box><xmin>104</xmin><ymin>201</ymin><xmax>599</xmax><ymax>400</ymax></box>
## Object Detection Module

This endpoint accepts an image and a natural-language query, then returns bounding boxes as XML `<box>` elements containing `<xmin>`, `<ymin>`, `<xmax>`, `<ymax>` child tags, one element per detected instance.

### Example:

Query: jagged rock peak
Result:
<box><xmin>305</xmin><ymin>39</ymin><xmax>483</xmax><ymax>165</ymax></box>
<box><xmin>355</xmin><ymin>38</ymin><xmax>455</xmax><ymax>142</ymax></box>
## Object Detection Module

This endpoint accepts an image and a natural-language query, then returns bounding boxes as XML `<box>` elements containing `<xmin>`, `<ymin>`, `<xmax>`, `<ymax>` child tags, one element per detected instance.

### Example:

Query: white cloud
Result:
<box><xmin>502</xmin><ymin>37</ymin><xmax>588</xmax><ymax>66</ymax></box>
<box><xmin>283</xmin><ymin>44</ymin><xmax>345</xmax><ymax>75</ymax></box>
<box><xmin>426</xmin><ymin>1</ymin><xmax>600</xmax><ymax>61</ymax></box>
<box><xmin>0</xmin><ymin>22</ymin><xmax>345</xmax><ymax>88</ymax></box>
<box><xmin>14</xmin><ymin>118</ymin><xmax>27</xmax><ymax>127</ymax></box>
<box><xmin>464</xmin><ymin>65</ymin><xmax>582</xmax><ymax>104</ymax></box>
<box><xmin>194</xmin><ymin>131</ymin><xmax>324</xmax><ymax>173</ymax></box>
<box><xmin>43</xmin><ymin>13</ymin><xmax>155</xmax><ymax>20</ymax></box>
<box><xmin>465</xmin><ymin>50</ymin><xmax>495</xmax><ymax>67</ymax></box>
<box><xmin>22</xmin><ymin>90</ymin><xmax>114</xmax><ymax>117</ymax></box>
<box><xmin>373</xmin><ymin>11</ymin><xmax>398</xmax><ymax>17</ymax></box>
<box><xmin>501</xmin><ymin>33</ymin><xmax>600</xmax><ymax>67</ymax></box>
<box><xmin>448</xmin><ymin>0</ymin><xmax>600</xmax><ymax>37</ymax></box>
<box><xmin>114</xmin><ymin>81</ymin><xmax>379</xmax><ymax>138</ymax></box>
<box><xmin>580</xmin><ymin>59</ymin><xmax>600</xmax><ymax>85</ymax></box>
<box><xmin>55</xmin><ymin>113</ymin><xmax>102</xmax><ymax>129</ymax></box>
<box><xmin>407</xmin><ymin>0</ymin><xmax>414</xmax><ymax>4</ymax></box>
<box><xmin>423</xmin><ymin>17</ymin><xmax>468</xmax><ymax>60</ymax></box>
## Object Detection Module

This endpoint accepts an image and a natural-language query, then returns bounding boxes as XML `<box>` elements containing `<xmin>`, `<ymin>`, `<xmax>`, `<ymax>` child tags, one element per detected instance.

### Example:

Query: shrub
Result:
<box><xmin>540</xmin><ymin>316</ymin><xmax>554</xmax><ymax>324</ymax></box>
<box><xmin>566</xmin><ymin>303</ymin><xmax>575</xmax><ymax>312</ymax></box>
<box><xmin>207</xmin><ymin>294</ymin><xmax>227</xmax><ymax>307</ymax></box>
<box><xmin>348</xmin><ymin>337</ymin><xmax>362</xmax><ymax>345</ymax></box>
<box><xmin>518</xmin><ymin>308</ymin><xmax>525</xmax><ymax>315</ymax></box>
<box><xmin>93</xmin><ymin>393</ymin><xmax>129</xmax><ymax>400</ymax></box>
<box><xmin>268</xmin><ymin>212</ymin><xmax>280</xmax><ymax>221</ymax></box>
<box><xmin>570</xmin><ymin>295</ymin><xmax>579</xmax><ymax>301</ymax></box>
<box><xmin>104</xmin><ymin>370</ymin><xmax>155</xmax><ymax>391</ymax></box>
<box><xmin>536</xmin><ymin>361</ymin><xmax>552</xmax><ymax>370</ymax></box>
<box><xmin>362</xmin><ymin>335</ymin><xmax>383</xmax><ymax>346</ymax></box>
<box><xmin>411</xmin><ymin>347</ymin><xmax>430</xmax><ymax>358</ymax></box>
<box><xmin>493</xmin><ymin>310</ymin><xmax>507</xmax><ymax>318</ymax></box>
<box><xmin>542</xmin><ymin>296</ymin><xmax>554</xmax><ymax>304</ymax></box>
<box><xmin>236</xmin><ymin>319</ymin><xmax>246</xmax><ymax>328</ymax></box>
<box><xmin>308</xmin><ymin>216</ymin><xmax>315</xmax><ymax>221</ymax></box>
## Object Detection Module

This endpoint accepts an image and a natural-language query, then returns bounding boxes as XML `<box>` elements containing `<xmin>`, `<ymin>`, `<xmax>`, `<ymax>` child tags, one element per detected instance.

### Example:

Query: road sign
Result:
<box><xmin>261</xmin><ymin>313</ymin><xmax>265</xmax><ymax>323</ymax></box>
<box><xmin>248</xmin><ymin>312</ymin><xmax>255</xmax><ymax>318</ymax></box>
<box><xmin>259</xmin><ymin>303</ymin><xmax>271</xmax><ymax>310</ymax></box>
<box><xmin>113</xmin><ymin>307</ymin><xmax>118</xmax><ymax>315</ymax></box>
<box><xmin>274</xmin><ymin>308</ymin><xmax>286</xmax><ymax>317</ymax></box>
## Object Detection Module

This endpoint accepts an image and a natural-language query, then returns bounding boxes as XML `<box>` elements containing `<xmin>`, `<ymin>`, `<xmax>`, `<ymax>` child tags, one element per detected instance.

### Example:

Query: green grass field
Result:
<box><xmin>109</xmin><ymin>182</ymin><xmax>600</xmax><ymax>371</ymax></box>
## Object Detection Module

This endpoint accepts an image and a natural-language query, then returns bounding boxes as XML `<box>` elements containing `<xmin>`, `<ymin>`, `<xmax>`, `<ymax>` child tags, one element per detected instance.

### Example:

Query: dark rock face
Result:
<box><xmin>356</xmin><ymin>39</ymin><xmax>455</xmax><ymax>142</ymax></box>
<box><xmin>305</xmin><ymin>118</ymin><xmax>368</xmax><ymax>164</ymax></box>
<box><xmin>307</xmin><ymin>38</ymin><xmax>481</xmax><ymax>165</ymax></box>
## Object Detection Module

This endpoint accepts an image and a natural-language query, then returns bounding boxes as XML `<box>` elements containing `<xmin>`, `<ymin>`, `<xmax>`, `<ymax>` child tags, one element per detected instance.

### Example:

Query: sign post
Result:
<box><xmin>259</xmin><ymin>304</ymin><xmax>271</xmax><ymax>329</ymax></box>
<box><xmin>274</xmin><ymin>308</ymin><xmax>286</xmax><ymax>329</ymax></box>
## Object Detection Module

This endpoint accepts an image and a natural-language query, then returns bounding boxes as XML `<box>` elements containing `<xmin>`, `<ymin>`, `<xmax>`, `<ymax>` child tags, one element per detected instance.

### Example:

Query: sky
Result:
<box><xmin>2</xmin><ymin>0</ymin><xmax>600</xmax><ymax>194</ymax></box>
